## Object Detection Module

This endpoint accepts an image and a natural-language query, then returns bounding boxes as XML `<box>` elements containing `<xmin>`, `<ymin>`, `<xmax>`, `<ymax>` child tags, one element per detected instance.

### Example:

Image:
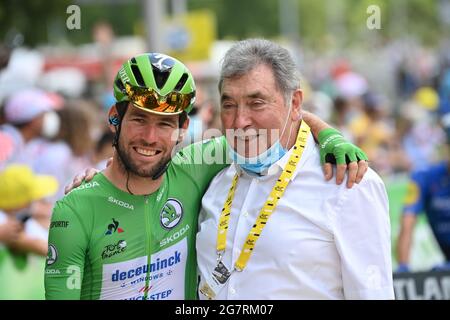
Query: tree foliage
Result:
<box><xmin>0</xmin><ymin>0</ymin><xmax>444</xmax><ymax>47</ymax></box>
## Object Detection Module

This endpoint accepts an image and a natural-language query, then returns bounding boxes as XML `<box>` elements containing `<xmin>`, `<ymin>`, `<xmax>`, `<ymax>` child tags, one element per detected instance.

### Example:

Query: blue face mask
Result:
<box><xmin>228</xmin><ymin>141</ymin><xmax>287</xmax><ymax>174</ymax></box>
<box><xmin>228</xmin><ymin>104</ymin><xmax>294</xmax><ymax>175</ymax></box>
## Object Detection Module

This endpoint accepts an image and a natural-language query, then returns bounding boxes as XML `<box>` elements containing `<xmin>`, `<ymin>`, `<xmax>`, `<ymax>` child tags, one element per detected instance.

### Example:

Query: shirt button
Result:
<box><xmin>229</xmin><ymin>287</ymin><xmax>236</xmax><ymax>295</ymax></box>
<box><xmin>243</xmin><ymin>211</ymin><xmax>249</xmax><ymax>217</ymax></box>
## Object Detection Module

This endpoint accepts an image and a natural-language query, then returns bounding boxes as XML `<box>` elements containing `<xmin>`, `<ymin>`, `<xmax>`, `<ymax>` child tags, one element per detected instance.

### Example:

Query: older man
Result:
<box><xmin>196</xmin><ymin>39</ymin><xmax>394</xmax><ymax>300</ymax></box>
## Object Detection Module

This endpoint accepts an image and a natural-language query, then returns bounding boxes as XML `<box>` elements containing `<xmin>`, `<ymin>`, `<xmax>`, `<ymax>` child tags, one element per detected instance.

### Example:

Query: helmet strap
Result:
<box><xmin>112</xmin><ymin>124</ymin><xmax>135</xmax><ymax>195</ymax></box>
<box><xmin>151</xmin><ymin>160</ymin><xmax>170</xmax><ymax>180</ymax></box>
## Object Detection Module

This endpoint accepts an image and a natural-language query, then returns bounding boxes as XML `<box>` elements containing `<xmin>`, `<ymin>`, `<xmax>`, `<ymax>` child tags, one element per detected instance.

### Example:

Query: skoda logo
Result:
<box><xmin>160</xmin><ymin>198</ymin><xmax>183</xmax><ymax>229</ymax></box>
<box><xmin>47</xmin><ymin>244</ymin><xmax>58</xmax><ymax>266</ymax></box>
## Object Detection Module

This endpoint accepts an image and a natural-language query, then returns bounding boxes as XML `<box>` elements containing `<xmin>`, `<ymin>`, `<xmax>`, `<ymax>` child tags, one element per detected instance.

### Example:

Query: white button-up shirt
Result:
<box><xmin>196</xmin><ymin>133</ymin><xmax>394</xmax><ymax>300</ymax></box>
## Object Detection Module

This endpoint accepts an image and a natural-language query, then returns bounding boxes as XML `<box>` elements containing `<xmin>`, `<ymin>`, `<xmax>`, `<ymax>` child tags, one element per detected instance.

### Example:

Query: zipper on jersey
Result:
<box><xmin>143</xmin><ymin>195</ymin><xmax>152</xmax><ymax>300</ymax></box>
<box><xmin>142</xmin><ymin>176</ymin><xmax>166</xmax><ymax>300</ymax></box>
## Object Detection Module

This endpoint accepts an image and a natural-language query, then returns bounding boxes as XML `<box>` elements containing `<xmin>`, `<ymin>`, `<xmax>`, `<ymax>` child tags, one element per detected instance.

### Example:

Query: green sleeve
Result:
<box><xmin>45</xmin><ymin>199</ymin><xmax>90</xmax><ymax>300</ymax></box>
<box><xmin>172</xmin><ymin>136</ymin><xmax>230</xmax><ymax>193</ymax></box>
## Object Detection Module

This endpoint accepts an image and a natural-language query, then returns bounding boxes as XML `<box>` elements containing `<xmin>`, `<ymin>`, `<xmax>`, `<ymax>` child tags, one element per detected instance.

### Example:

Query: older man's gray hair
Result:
<box><xmin>219</xmin><ymin>38</ymin><xmax>301</xmax><ymax>103</ymax></box>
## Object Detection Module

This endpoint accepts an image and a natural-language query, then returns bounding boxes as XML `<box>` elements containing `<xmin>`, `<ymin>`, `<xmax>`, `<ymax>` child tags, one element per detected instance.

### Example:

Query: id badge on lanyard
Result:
<box><xmin>199</xmin><ymin>260</ymin><xmax>233</xmax><ymax>299</ymax></box>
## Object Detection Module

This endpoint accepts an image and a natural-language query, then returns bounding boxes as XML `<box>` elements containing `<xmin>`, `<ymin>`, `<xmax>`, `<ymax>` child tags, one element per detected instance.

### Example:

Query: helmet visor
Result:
<box><xmin>125</xmin><ymin>83</ymin><xmax>195</xmax><ymax>115</ymax></box>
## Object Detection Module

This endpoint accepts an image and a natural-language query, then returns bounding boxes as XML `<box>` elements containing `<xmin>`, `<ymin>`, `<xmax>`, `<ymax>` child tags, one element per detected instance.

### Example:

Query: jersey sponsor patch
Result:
<box><xmin>102</xmin><ymin>240</ymin><xmax>127</xmax><ymax>260</ymax></box>
<box><xmin>45</xmin><ymin>268</ymin><xmax>61</xmax><ymax>275</ymax></box>
<box><xmin>431</xmin><ymin>196</ymin><xmax>450</xmax><ymax>212</ymax></box>
<box><xmin>124</xmin><ymin>288</ymin><xmax>174</xmax><ymax>300</ymax></box>
<box><xmin>108</xmin><ymin>196</ymin><xmax>134</xmax><ymax>210</ymax></box>
<box><xmin>47</xmin><ymin>244</ymin><xmax>58</xmax><ymax>266</ymax></box>
<box><xmin>74</xmin><ymin>181</ymin><xmax>100</xmax><ymax>191</ymax></box>
<box><xmin>404</xmin><ymin>181</ymin><xmax>420</xmax><ymax>206</ymax></box>
<box><xmin>160</xmin><ymin>224</ymin><xmax>190</xmax><ymax>247</ymax></box>
<box><xmin>105</xmin><ymin>218</ymin><xmax>125</xmax><ymax>235</ymax></box>
<box><xmin>100</xmin><ymin>238</ymin><xmax>187</xmax><ymax>300</ymax></box>
<box><xmin>50</xmin><ymin>220</ymin><xmax>69</xmax><ymax>229</ymax></box>
<box><xmin>160</xmin><ymin>198</ymin><xmax>183</xmax><ymax>229</ymax></box>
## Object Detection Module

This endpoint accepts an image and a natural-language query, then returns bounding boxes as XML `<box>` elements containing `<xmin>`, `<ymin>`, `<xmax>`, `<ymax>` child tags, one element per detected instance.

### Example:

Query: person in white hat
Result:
<box><xmin>0</xmin><ymin>88</ymin><xmax>60</xmax><ymax>170</ymax></box>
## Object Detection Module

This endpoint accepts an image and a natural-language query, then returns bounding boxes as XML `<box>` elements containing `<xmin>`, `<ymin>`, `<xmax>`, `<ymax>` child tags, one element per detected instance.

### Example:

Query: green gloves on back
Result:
<box><xmin>318</xmin><ymin>128</ymin><xmax>368</xmax><ymax>165</ymax></box>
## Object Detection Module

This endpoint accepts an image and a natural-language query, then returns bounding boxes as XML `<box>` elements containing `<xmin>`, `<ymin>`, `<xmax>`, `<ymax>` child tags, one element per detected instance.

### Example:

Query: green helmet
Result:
<box><xmin>113</xmin><ymin>53</ymin><xmax>196</xmax><ymax>115</ymax></box>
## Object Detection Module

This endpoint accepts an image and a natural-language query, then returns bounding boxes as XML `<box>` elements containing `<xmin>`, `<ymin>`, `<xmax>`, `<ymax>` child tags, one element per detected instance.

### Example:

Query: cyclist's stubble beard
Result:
<box><xmin>115</xmin><ymin>134</ymin><xmax>172</xmax><ymax>179</ymax></box>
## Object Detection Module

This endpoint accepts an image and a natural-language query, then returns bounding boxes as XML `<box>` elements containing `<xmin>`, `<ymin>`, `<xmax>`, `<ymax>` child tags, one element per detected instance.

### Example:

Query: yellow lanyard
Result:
<box><xmin>216</xmin><ymin>120</ymin><xmax>311</xmax><ymax>271</ymax></box>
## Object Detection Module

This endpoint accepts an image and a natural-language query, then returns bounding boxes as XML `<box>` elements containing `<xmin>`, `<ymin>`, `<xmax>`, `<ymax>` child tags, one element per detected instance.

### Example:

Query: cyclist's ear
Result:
<box><xmin>108</xmin><ymin>104</ymin><xmax>120</xmax><ymax>132</ymax></box>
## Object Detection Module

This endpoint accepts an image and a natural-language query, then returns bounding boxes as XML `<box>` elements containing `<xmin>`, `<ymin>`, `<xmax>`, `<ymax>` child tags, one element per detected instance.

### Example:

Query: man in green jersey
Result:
<box><xmin>45</xmin><ymin>53</ymin><xmax>229</xmax><ymax>300</ymax></box>
<box><xmin>45</xmin><ymin>53</ymin><xmax>368</xmax><ymax>300</ymax></box>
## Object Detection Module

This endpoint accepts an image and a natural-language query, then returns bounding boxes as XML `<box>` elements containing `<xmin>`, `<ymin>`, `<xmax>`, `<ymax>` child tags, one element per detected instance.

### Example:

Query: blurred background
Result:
<box><xmin>1</xmin><ymin>0</ymin><xmax>450</xmax><ymax>299</ymax></box>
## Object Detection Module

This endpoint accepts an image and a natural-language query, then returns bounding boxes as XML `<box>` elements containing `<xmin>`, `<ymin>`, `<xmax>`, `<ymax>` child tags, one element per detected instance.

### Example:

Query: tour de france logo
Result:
<box><xmin>160</xmin><ymin>198</ymin><xmax>183</xmax><ymax>230</ymax></box>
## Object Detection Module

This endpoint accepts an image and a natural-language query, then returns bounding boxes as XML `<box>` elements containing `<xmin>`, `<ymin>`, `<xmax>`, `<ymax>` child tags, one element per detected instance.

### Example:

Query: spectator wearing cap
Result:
<box><xmin>0</xmin><ymin>88</ymin><xmax>60</xmax><ymax>170</ymax></box>
<box><xmin>0</xmin><ymin>164</ymin><xmax>58</xmax><ymax>256</ymax></box>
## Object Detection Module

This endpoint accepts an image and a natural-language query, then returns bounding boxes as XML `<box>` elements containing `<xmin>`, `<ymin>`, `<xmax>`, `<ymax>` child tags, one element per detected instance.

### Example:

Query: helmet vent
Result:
<box><xmin>174</xmin><ymin>73</ymin><xmax>188</xmax><ymax>91</ymax></box>
<box><xmin>115</xmin><ymin>78</ymin><xmax>126</xmax><ymax>93</ymax></box>
<box><xmin>153</xmin><ymin>66</ymin><xmax>170</xmax><ymax>90</ymax></box>
<box><xmin>131</xmin><ymin>64</ymin><xmax>146</xmax><ymax>87</ymax></box>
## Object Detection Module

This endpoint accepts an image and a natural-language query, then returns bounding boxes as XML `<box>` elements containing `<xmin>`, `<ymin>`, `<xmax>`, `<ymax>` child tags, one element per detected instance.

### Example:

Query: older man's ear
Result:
<box><xmin>290</xmin><ymin>89</ymin><xmax>303</xmax><ymax>122</ymax></box>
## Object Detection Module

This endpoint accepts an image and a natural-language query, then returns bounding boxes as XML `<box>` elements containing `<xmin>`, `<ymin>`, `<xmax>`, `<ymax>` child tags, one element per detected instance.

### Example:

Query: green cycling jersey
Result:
<box><xmin>44</xmin><ymin>138</ymin><xmax>228</xmax><ymax>300</ymax></box>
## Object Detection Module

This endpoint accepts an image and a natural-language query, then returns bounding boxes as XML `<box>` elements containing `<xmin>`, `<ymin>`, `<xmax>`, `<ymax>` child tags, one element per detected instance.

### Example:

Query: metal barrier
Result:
<box><xmin>394</xmin><ymin>271</ymin><xmax>450</xmax><ymax>300</ymax></box>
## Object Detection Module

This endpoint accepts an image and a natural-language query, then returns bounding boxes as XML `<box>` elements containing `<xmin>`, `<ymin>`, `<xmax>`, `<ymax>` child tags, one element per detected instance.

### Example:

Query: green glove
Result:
<box><xmin>317</xmin><ymin>128</ymin><xmax>368</xmax><ymax>165</ymax></box>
